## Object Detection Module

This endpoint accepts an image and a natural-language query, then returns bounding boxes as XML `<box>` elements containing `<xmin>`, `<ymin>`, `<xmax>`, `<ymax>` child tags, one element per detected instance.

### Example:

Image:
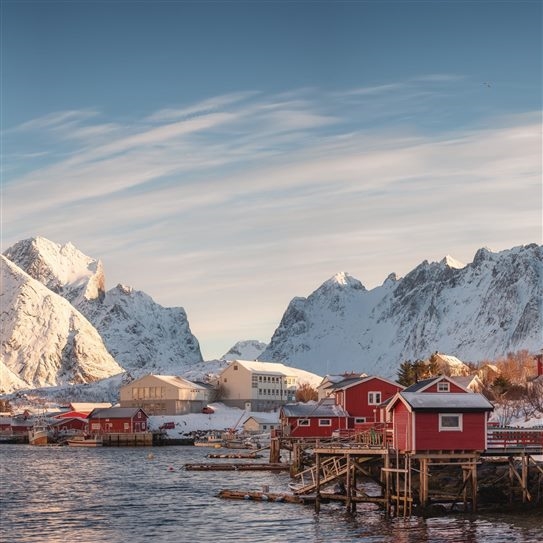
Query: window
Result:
<box><xmin>439</xmin><ymin>413</ymin><xmax>462</xmax><ymax>431</ymax></box>
<box><xmin>368</xmin><ymin>391</ymin><xmax>382</xmax><ymax>405</ymax></box>
<box><xmin>437</xmin><ymin>381</ymin><xmax>450</xmax><ymax>392</ymax></box>
<box><xmin>318</xmin><ymin>419</ymin><xmax>331</xmax><ymax>426</ymax></box>
<box><xmin>354</xmin><ymin>417</ymin><xmax>366</xmax><ymax>424</ymax></box>
<box><xmin>298</xmin><ymin>419</ymin><xmax>310</xmax><ymax>426</ymax></box>
<box><xmin>233</xmin><ymin>365</ymin><xmax>238</xmax><ymax>370</ymax></box>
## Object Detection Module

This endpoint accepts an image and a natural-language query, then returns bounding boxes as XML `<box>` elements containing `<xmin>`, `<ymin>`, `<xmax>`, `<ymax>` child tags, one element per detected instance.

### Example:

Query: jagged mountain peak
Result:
<box><xmin>222</xmin><ymin>340</ymin><xmax>268</xmax><ymax>361</ymax></box>
<box><xmin>320</xmin><ymin>272</ymin><xmax>366</xmax><ymax>292</ymax></box>
<box><xmin>0</xmin><ymin>255</ymin><xmax>124</xmax><ymax>393</ymax></box>
<box><xmin>3</xmin><ymin>236</ymin><xmax>204</xmax><ymax>389</ymax></box>
<box><xmin>4</xmin><ymin>236</ymin><xmax>105</xmax><ymax>305</ymax></box>
<box><xmin>441</xmin><ymin>255</ymin><xmax>465</xmax><ymax>269</ymax></box>
<box><xmin>260</xmin><ymin>244</ymin><xmax>542</xmax><ymax>377</ymax></box>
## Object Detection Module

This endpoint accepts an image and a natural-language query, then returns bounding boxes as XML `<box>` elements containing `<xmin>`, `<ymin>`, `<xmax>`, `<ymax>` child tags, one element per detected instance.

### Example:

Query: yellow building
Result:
<box><xmin>120</xmin><ymin>374</ymin><xmax>211</xmax><ymax>415</ymax></box>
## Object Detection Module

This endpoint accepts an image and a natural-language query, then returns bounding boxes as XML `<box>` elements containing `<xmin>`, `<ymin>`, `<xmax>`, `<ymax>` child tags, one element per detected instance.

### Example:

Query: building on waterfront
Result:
<box><xmin>386</xmin><ymin>375</ymin><xmax>494</xmax><ymax>453</ymax></box>
<box><xmin>120</xmin><ymin>374</ymin><xmax>211</xmax><ymax>415</ymax></box>
<box><xmin>280</xmin><ymin>399</ymin><xmax>349</xmax><ymax>438</ymax></box>
<box><xmin>87</xmin><ymin>407</ymin><xmax>149</xmax><ymax>433</ymax></box>
<box><xmin>217</xmin><ymin>360</ymin><xmax>321</xmax><ymax>411</ymax></box>
<box><xmin>242</xmin><ymin>415</ymin><xmax>280</xmax><ymax>434</ymax></box>
<box><xmin>328</xmin><ymin>375</ymin><xmax>404</xmax><ymax>424</ymax></box>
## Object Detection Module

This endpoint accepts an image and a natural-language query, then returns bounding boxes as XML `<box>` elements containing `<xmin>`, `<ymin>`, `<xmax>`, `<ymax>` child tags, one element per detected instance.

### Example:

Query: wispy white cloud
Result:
<box><xmin>3</xmin><ymin>82</ymin><xmax>541</xmax><ymax>358</ymax></box>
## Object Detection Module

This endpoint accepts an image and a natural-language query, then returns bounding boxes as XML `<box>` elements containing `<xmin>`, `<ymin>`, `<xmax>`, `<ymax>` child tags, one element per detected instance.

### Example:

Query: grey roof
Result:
<box><xmin>400</xmin><ymin>392</ymin><xmax>493</xmax><ymax>411</ymax></box>
<box><xmin>88</xmin><ymin>407</ymin><xmax>147</xmax><ymax>418</ymax></box>
<box><xmin>328</xmin><ymin>377</ymin><xmax>364</xmax><ymax>390</ymax></box>
<box><xmin>281</xmin><ymin>402</ymin><xmax>348</xmax><ymax>418</ymax></box>
<box><xmin>403</xmin><ymin>378</ymin><xmax>437</xmax><ymax>392</ymax></box>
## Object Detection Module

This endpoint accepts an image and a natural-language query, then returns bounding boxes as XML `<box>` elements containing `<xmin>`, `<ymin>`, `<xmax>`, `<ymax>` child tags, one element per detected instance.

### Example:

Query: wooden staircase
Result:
<box><xmin>290</xmin><ymin>455</ymin><xmax>351</xmax><ymax>495</ymax></box>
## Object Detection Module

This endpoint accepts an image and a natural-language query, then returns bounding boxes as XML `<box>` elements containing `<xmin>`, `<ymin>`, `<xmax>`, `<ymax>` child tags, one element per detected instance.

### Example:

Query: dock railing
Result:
<box><xmin>486</xmin><ymin>427</ymin><xmax>543</xmax><ymax>451</ymax></box>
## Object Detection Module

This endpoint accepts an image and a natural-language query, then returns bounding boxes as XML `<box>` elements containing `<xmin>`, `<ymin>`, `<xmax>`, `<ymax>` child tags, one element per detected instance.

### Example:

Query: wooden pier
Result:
<box><xmin>102</xmin><ymin>432</ymin><xmax>153</xmax><ymax>447</ymax></box>
<box><xmin>185</xmin><ymin>462</ymin><xmax>290</xmax><ymax>471</ymax></box>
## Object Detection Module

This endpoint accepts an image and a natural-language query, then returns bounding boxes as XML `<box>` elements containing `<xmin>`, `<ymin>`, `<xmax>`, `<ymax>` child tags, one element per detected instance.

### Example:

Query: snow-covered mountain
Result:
<box><xmin>3</xmin><ymin>237</ymin><xmax>203</xmax><ymax>382</ymax></box>
<box><xmin>221</xmin><ymin>340</ymin><xmax>268</xmax><ymax>361</ymax></box>
<box><xmin>0</xmin><ymin>255</ymin><xmax>124</xmax><ymax>393</ymax></box>
<box><xmin>260</xmin><ymin>245</ymin><xmax>543</xmax><ymax>378</ymax></box>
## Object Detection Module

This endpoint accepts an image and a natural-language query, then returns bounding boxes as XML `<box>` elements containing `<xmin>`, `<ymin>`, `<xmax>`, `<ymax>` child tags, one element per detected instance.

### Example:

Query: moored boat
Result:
<box><xmin>28</xmin><ymin>422</ymin><xmax>51</xmax><ymax>446</ymax></box>
<box><xmin>67</xmin><ymin>435</ymin><xmax>103</xmax><ymax>447</ymax></box>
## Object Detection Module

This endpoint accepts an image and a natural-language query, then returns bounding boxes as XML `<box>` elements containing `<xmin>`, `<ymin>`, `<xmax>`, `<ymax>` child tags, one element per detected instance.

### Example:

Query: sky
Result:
<box><xmin>1</xmin><ymin>0</ymin><xmax>542</xmax><ymax>360</ymax></box>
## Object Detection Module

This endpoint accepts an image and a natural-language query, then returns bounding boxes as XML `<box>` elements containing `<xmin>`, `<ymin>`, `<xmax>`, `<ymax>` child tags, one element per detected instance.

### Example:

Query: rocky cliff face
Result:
<box><xmin>260</xmin><ymin>244</ymin><xmax>543</xmax><ymax>377</ymax></box>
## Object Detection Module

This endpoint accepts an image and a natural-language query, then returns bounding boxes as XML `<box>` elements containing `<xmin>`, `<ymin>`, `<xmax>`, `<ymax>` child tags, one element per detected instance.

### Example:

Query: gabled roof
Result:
<box><xmin>243</xmin><ymin>415</ymin><xmax>280</xmax><ymax>425</ymax></box>
<box><xmin>281</xmin><ymin>402</ymin><xmax>349</xmax><ymax>418</ymax></box>
<box><xmin>226</xmin><ymin>360</ymin><xmax>295</xmax><ymax>376</ymax></box>
<box><xmin>128</xmin><ymin>374</ymin><xmax>207</xmax><ymax>390</ymax></box>
<box><xmin>403</xmin><ymin>375</ymin><xmax>469</xmax><ymax>393</ymax></box>
<box><xmin>88</xmin><ymin>407</ymin><xmax>148</xmax><ymax>419</ymax></box>
<box><xmin>329</xmin><ymin>375</ymin><xmax>403</xmax><ymax>392</ymax></box>
<box><xmin>69</xmin><ymin>402</ymin><xmax>112</xmax><ymax>413</ymax></box>
<box><xmin>391</xmin><ymin>391</ymin><xmax>493</xmax><ymax>412</ymax></box>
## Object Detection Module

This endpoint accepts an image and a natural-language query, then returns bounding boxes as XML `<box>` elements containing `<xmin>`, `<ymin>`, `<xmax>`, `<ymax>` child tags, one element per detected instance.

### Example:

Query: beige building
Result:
<box><xmin>120</xmin><ymin>374</ymin><xmax>211</xmax><ymax>415</ymax></box>
<box><xmin>218</xmin><ymin>360</ymin><xmax>321</xmax><ymax>411</ymax></box>
<box><xmin>242</xmin><ymin>415</ymin><xmax>280</xmax><ymax>434</ymax></box>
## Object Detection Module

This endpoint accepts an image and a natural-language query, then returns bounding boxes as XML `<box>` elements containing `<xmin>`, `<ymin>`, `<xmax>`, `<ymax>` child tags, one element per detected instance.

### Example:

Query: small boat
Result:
<box><xmin>67</xmin><ymin>435</ymin><xmax>103</xmax><ymax>447</ymax></box>
<box><xmin>194</xmin><ymin>433</ymin><xmax>223</xmax><ymax>447</ymax></box>
<box><xmin>28</xmin><ymin>422</ymin><xmax>51</xmax><ymax>446</ymax></box>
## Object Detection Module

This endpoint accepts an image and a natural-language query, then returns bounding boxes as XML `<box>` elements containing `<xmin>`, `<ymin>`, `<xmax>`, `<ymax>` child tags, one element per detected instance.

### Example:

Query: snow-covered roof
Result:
<box><xmin>243</xmin><ymin>414</ymin><xmax>280</xmax><ymax>425</ymax></box>
<box><xmin>69</xmin><ymin>402</ymin><xmax>112</xmax><ymax>412</ymax></box>
<box><xmin>141</xmin><ymin>375</ymin><xmax>207</xmax><ymax>390</ymax></box>
<box><xmin>398</xmin><ymin>392</ymin><xmax>493</xmax><ymax>411</ymax></box>
<box><xmin>281</xmin><ymin>402</ymin><xmax>348</xmax><ymax>418</ymax></box>
<box><xmin>227</xmin><ymin>360</ymin><xmax>322</xmax><ymax>386</ymax></box>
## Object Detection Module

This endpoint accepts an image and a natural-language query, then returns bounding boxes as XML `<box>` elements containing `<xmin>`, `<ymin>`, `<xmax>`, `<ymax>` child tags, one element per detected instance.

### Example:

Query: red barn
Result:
<box><xmin>280</xmin><ymin>400</ymin><xmax>349</xmax><ymax>438</ymax></box>
<box><xmin>330</xmin><ymin>375</ymin><xmax>404</xmax><ymax>424</ymax></box>
<box><xmin>386</xmin><ymin>376</ymin><xmax>494</xmax><ymax>453</ymax></box>
<box><xmin>87</xmin><ymin>407</ymin><xmax>149</xmax><ymax>434</ymax></box>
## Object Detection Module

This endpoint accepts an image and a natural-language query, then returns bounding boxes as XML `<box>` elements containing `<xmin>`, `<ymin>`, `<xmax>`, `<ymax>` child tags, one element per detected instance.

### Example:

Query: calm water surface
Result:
<box><xmin>0</xmin><ymin>445</ymin><xmax>541</xmax><ymax>543</ymax></box>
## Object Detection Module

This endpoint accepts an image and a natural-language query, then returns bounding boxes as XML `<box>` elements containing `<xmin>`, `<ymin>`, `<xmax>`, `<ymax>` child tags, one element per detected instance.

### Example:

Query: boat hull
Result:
<box><xmin>67</xmin><ymin>437</ymin><xmax>103</xmax><ymax>447</ymax></box>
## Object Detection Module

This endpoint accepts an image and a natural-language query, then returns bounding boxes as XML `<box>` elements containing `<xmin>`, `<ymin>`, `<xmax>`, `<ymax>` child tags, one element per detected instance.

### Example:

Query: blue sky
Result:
<box><xmin>1</xmin><ymin>1</ymin><xmax>542</xmax><ymax>360</ymax></box>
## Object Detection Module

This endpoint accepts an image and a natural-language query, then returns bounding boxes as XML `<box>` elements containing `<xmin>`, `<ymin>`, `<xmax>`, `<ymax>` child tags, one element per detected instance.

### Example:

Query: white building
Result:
<box><xmin>218</xmin><ymin>360</ymin><xmax>321</xmax><ymax>411</ymax></box>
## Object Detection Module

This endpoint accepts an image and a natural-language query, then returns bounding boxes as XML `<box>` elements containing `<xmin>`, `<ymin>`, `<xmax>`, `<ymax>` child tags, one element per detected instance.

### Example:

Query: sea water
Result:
<box><xmin>0</xmin><ymin>445</ymin><xmax>541</xmax><ymax>543</ymax></box>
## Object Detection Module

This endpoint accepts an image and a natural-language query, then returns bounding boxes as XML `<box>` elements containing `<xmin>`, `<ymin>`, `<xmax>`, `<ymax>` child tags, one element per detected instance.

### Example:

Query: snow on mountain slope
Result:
<box><xmin>3</xmin><ymin>237</ymin><xmax>203</xmax><ymax>378</ymax></box>
<box><xmin>221</xmin><ymin>340</ymin><xmax>268</xmax><ymax>361</ymax></box>
<box><xmin>77</xmin><ymin>284</ymin><xmax>203</xmax><ymax>375</ymax></box>
<box><xmin>0</xmin><ymin>256</ymin><xmax>124</xmax><ymax>393</ymax></box>
<box><xmin>4</xmin><ymin>237</ymin><xmax>105</xmax><ymax>306</ymax></box>
<box><xmin>260</xmin><ymin>245</ymin><xmax>543</xmax><ymax>378</ymax></box>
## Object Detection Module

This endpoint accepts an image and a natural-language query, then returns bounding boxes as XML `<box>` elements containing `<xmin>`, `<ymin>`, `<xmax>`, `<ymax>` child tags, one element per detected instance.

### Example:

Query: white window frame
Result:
<box><xmin>439</xmin><ymin>413</ymin><xmax>463</xmax><ymax>431</ymax></box>
<box><xmin>318</xmin><ymin>419</ymin><xmax>332</xmax><ymax>427</ymax></box>
<box><xmin>437</xmin><ymin>381</ymin><xmax>450</xmax><ymax>392</ymax></box>
<box><xmin>354</xmin><ymin>417</ymin><xmax>366</xmax><ymax>424</ymax></box>
<box><xmin>298</xmin><ymin>419</ymin><xmax>310</xmax><ymax>427</ymax></box>
<box><xmin>368</xmin><ymin>391</ymin><xmax>382</xmax><ymax>405</ymax></box>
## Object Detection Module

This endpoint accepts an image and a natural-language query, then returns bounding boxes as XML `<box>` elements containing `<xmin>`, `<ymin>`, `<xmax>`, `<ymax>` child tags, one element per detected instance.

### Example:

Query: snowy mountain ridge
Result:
<box><xmin>0</xmin><ymin>255</ymin><xmax>124</xmax><ymax>393</ymax></box>
<box><xmin>2</xmin><ymin>237</ymin><xmax>203</xmax><ymax>392</ymax></box>
<box><xmin>260</xmin><ymin>244</ymin><xmax>542</xmax><ymax>378</ymax></box>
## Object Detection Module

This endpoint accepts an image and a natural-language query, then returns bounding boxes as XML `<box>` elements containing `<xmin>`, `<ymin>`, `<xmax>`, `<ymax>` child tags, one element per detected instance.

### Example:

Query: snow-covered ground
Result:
<box><xmin>148</xmin><ymin>402</ymin><xmax>279</xmax><ymax>438</ymax></box>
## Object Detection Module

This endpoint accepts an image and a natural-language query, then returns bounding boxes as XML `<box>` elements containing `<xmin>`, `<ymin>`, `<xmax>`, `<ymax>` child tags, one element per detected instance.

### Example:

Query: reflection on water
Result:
<box><xmin>0</xmin><ymin>445</ymin><xmax>541</xmax><ymax>543</ymax></box>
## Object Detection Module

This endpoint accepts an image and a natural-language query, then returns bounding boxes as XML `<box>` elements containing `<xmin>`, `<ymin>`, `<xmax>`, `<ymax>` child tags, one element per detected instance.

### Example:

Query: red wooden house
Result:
<box><xmin>280</xmin><ymin>400</ymin><xmax>349</xmax><ymax>438</ymax></box>
<box><xmin>87</xmin><ymin>407</ymin><xmax>149</xmax><ymax>434</ymax></box>
<box><xmin>386</xmin><ymin>376</ymin><xmax>494</xmax><ymax>453</ymax></box>
<box><xmin>330</xmin><ymin>375</ymin><xmax>404</xmax><ymax>426</ymax></box>
<box><xmin>50</xmin><ymin>417</ymin><xmax>88</xmax><ymax>436</ymax></box>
